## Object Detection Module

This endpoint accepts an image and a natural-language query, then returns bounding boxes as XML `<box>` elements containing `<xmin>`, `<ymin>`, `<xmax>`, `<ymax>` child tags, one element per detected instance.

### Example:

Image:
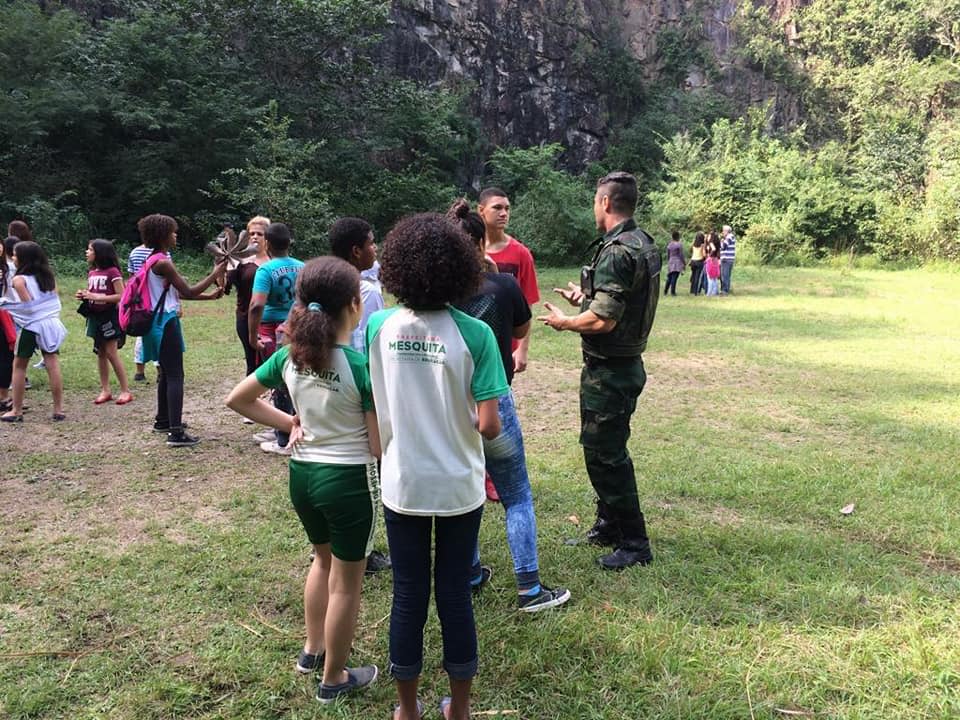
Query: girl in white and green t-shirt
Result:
<box><xmin>226</xmin><ymin>256</ymin><xmax>380</xmax><ymax>704</ymax></box>
<box><xmin>367</xmin><ymin>214</ymin><xmax>507</xmax><ymax>720</ymax></box>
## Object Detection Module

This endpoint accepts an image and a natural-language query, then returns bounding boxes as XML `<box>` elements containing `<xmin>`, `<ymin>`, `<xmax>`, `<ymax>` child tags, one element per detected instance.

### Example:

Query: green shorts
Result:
<box><xmin>289</xmin><ymin>460</ymin><xmax>379</xmax><ymax>562</ymax></box>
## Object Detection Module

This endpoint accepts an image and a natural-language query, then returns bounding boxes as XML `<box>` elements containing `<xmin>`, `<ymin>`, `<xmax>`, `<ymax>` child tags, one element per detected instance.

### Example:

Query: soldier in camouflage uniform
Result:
<box><xmin>540</xmin><ymin>171</ymin><xmax>660</xmax><ymax>570</ymax></box>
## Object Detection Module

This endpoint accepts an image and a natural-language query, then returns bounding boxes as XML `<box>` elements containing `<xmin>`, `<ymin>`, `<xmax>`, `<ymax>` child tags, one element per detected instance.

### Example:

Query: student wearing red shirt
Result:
<box><xmin>477</xmin><ymin>188</ymin><xmax>539</xmax><ymax>375</ymax></box>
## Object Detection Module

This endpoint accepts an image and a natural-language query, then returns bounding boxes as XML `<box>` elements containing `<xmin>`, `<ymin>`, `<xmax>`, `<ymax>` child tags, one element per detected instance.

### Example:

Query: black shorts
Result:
<box><xmin>86</xmin><ymin>309</ymin><xmax>126</xmax><ymax>353</ymax></box>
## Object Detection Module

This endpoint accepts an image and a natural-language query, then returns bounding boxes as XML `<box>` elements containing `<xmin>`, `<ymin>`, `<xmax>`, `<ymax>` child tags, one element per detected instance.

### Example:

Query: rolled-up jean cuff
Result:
<box><xmin>389</xmin><ymin>660</ymin><xmax>423</xmax><ymax>682</ymax></box>
<box><xmin>443</xmin><ymin>657</ymin><xmax>478</xmax><ymax>681</ymax></box>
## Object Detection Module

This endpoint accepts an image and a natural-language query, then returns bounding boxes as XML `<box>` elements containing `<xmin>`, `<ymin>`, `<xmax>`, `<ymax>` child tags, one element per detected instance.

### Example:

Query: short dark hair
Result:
<box><xmin>478</xmin><ymin>187</ymin><xmax>509</xmax><ymax>204</ymax></box>
<box><xmin>136</xmin><ymin>214</ymin><xmax>177</xmax><ymax>249</ymax></box>
<box><xmin>671</xmin><ymin>230</ymin><xmax>680</xmax><ymax>241</ymax></box>
<box><xmin>329</xmin><ymin>217</ymin><xmax>372</xmax><ymax>260</ymax></box>
<box><xmin>266</xmin><ymin>222</ymin><xmax>292</xmax><ymax>255</ymax></box>
<box><xmin>381</xmin><ymin>213</ymin><xmax>481</xmax><ymax>310</ymax></box>
<box><xmin>7</xmin><ymin>220</ymin><xmax>33</xmax><ymax>244</ymax></box>
<box><xmin>596</xmin><ymin>171</ymin><xmax>638</xmax><ymax>216</ymax></box>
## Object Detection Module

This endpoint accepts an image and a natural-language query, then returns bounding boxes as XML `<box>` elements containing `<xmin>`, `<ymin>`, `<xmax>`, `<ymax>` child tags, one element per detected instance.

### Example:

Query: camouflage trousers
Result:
<box><xmin>580</xmin><ymin>355</ymin><xmax>647</xmax><ymax>527</ymax></box>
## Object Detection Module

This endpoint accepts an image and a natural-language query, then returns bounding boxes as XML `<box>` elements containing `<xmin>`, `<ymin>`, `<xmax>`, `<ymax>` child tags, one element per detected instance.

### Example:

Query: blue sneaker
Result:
<box><xmin>316</xmin><ymin>664</ymin><xmax>378</xmax><ymax>703</ymax></box>
<box><xmin>296</xmin><ymin>650</ymin><xmax>324</xmax><ymax>674</ymax></box>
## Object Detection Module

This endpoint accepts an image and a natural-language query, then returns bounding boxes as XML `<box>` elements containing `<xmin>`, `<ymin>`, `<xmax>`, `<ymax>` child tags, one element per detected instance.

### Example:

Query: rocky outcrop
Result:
<box><xmin>379</xmin><ymin>0</ymin><xmax>805</xmax><ymax>168</ymax></box>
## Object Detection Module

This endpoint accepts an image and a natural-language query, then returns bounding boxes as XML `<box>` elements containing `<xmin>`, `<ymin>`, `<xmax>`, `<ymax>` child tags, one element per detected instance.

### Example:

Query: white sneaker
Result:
<box><xmin>241</xmin><ymin>417</ymin><xmax>255</xmax><ymax>424</ymax></box>
<box><xmin>252</xmin><ymin>430</ymin><xmax>275</xmax><ymax>443</ymax></box>
<box><xmin>33</xmin><ymin>359</ymin><xmax>46</xmax><ymax>370</ymax></box>
<box><xmin>260</xmin><ymin>440</ymin><xmax>292</xmax><ymax>456</ymax></box>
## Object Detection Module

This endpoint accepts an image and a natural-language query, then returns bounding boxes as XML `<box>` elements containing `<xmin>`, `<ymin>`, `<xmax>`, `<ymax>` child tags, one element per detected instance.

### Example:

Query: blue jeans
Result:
<box><xmin>472</xmin><ymin>392</ymin><xmax>539</xmax><ymax>588</ymax></box>
<box><xmin>385</xmin><ymin>505</ymin><xmax>483</xmax><ymax>682</ymax></box>
<box><xmin>720</xmin><ymin>259</ymin><xmax>734</xmax><ymax>294</ymax></box>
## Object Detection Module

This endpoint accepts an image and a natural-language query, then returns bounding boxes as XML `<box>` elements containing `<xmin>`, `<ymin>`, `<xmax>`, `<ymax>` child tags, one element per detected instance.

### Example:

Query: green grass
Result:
<box><xmin>2</xmin><ymin>265</ymin><xmax>959</xmax><ymax>719</ymax></box>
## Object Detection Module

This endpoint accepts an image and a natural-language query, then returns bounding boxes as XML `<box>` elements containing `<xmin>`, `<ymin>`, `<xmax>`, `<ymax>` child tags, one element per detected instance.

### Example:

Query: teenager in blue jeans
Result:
<box><xmin>367</xmin><ymin>213</ymin><xmax>507</xmax><ymax>720</ymax></box>
<box><xmin>448</xmin><ymin>200</ymin><xmax>571</xmax><ymax>612</ymax></box>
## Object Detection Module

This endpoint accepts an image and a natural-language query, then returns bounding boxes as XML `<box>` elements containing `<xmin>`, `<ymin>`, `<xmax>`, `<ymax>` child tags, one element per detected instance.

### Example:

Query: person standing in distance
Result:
<box><xmin>539</xmin><ymin>171</ymin><xmax>661</xmax><ymax>571</ymax></box>
<box><xmin>720</xmin><ymin>224</ymin><xmax>736</xmax><ymax>295</ymax></box>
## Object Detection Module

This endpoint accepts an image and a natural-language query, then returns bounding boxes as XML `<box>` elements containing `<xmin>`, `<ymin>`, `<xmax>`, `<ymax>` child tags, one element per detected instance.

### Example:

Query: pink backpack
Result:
<box><xmin>119</xmin><ymin>254</ymin><xmax>169</xmax><ymax>336</ymax></box>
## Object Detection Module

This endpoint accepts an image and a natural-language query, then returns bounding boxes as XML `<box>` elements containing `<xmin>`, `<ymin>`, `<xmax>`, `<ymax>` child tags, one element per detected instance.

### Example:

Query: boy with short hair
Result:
<box><xmin>477</xmin><ymin>187</ymin><xmax>540</xmax><ymax>374</ymax></box>
<box><xmin>329</xmin><ymin>217</ymin><xmax>383</xmax><ymax>353</ymax></box>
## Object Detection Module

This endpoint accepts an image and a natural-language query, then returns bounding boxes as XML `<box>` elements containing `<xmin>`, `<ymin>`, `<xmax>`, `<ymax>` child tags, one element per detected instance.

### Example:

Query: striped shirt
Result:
<box><xmin>720</xmin><ymin>233</ymin><xmax>736</xmax><ymax>261</ymax></box>
<box><xmin>127</xmin><ymin>245</ymin><xmax>153</xmax><ymax>274</ymax></box>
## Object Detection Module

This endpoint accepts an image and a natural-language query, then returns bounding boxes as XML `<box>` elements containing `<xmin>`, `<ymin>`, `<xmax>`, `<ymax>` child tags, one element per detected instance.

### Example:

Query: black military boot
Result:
<box><xmin>598</xmin><ymin>511</ymin><xmax>652</xmax><ymax>570</ymax></box>
<box><xmin>585</xmin><ymin>499</ymin><xmax>621</xmax><ymax>547</ymax></box>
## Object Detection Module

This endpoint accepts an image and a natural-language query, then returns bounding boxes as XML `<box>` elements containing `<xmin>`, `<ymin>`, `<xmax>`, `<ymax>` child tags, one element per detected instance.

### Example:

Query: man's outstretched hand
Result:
<box><xmin>553</xmin><ymin>282</ymin><xmax>583</xmax><ymax>306</ymax></box>
<box><xmin>539</xmin><ymin>302</ymin><xmax>569</xmax><ymax>331</ymax></box>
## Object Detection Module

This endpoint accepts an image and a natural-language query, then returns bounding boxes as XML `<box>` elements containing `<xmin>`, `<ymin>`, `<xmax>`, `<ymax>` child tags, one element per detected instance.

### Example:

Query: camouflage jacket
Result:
<box><xmin>580</xmin><ymin>218</ymin><xmax>661</xmax><ymax>359</ymax></box>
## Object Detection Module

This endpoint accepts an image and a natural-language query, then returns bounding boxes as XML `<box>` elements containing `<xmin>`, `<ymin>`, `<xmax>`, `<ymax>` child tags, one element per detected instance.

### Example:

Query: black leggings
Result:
<box><xmin>689</xmin><ymin>261</ymin><xmax>704</xmax><ymax>294</ymax></box>
<box><xmin>156</xmin><ymin>319</ymin><xmax>185</xmax><ymax>430</ymax></box>
<box><xmin>235</xmin><ymin>314</ymin><xmax>258</xmax><ymax>376</ymax></box>
<box><xmin>0</xmin><ymin>334</ymin><xmax>13</xmax><ymax>389</ymax></box>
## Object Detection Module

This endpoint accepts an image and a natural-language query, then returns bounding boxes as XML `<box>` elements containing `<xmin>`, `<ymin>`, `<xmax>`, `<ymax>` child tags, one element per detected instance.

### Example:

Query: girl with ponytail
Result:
<box><xmin>226</xmin><ymin>256</ymin><xmax>381</xmax><ymax>704</ymax></box>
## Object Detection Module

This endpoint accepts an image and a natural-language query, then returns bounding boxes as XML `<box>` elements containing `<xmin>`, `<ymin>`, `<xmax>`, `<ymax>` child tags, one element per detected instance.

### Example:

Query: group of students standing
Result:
<box><xmin>220</xmin><ymin>189</ymin><xmax>570</xmax><ymax>719</ymax></box>
<box><xmin>0</xmin><ymin>216</ymin><xmax>224</xmax><ymax>436</ymax></box>
<box><xmin>664</xmin><ymin>225</ymin><xmax>737</xmax><ymax>297</ymax></box>
<box><xmin>2</xmin><ymin>189</ymin><xmax>584</xmax><ymax>718</ymax></box>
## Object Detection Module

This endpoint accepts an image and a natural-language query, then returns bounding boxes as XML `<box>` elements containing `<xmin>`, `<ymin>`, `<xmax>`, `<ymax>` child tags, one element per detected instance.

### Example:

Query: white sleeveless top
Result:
<box><xmin>10</xmin><ymin>274</ymin><xmax>67</xmax><ymax>352</ymax></box>
<box><xmin>148</xmin><ymin>260</ymin><xmax>181</xmax><ymax>313</ymax></box>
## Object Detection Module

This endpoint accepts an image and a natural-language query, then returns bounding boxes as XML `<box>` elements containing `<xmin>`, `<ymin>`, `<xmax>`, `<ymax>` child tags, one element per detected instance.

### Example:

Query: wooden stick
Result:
<box><xmin>0</xmin><ymin>650</ymin><xmax>84</xmax><ymax>659</ymax></box>
<box><xmin>237</xmin><ymin>621</ymin><xmax>264</xmax><ymax>638</ymax></box>
<box><xmin>60</xmin><ymin>654</ymin><xmax>84</xmax><ymax>685</ymax></box>
<box><xmin>252</xmin><ymin>608</ymin><xmax>291</xmax><ymax>635</ymax></box>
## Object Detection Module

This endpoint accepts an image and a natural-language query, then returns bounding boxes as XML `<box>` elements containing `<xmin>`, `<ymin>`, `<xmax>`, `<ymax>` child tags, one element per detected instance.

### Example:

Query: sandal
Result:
<box><xmin>52</xmin><ymin>413</ymin><xmax>66</xmax><ymax>422</ymax></box>
<box><xmin>0</xmin><ymin>399</ymin><xmax>12</xmax><ymax>411</ymax></box>
<box><xmin>94</xmin><ymin>393</ymin><xmax>113</xmax><ymax>405</ymax></box>
<box><xmin>393</xmin><ymin>699</ymin><xmax>425</xmax><ymax>719</ymax></box>
<box><xmin>115</xmin><ymin>393</ymin><xmax>134</xmax><ymax>406</ymax></box>
<box><xmin>1</xmin><ymin>413</ymin><xmax>23</xmax><ymax>423</ymax></box>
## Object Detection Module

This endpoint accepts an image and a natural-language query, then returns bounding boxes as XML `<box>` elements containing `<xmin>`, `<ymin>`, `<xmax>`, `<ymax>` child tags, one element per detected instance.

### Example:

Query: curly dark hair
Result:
<box><xmin>286</xmin><ymin>256</ymin><xmax>359</xmax><ymax>374</ymax></box>
<box><xmin>380</xmin><ymin>213</ymin><xmax>481</xmax><ymax>310</ymax></box>
<box><xmin>136</xmin><ymin>214</ymin><xmax>178</xmax><ymax>250</ymax></box>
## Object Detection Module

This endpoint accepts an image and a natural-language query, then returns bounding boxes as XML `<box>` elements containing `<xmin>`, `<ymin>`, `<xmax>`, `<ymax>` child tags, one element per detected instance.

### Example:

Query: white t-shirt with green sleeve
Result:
<box><xmin>255</xmin><ymin>344</ymin><xmax>375</xmax><ymax>465</ymax></box>
<box><xmin>366</xmin><ymin>305</ymin><xmax>509</xmax><ymax>517</ymax></box>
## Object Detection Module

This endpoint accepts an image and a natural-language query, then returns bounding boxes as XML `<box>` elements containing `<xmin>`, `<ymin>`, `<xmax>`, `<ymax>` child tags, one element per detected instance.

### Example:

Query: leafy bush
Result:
<box><xmin>208</xmin><ymin>102</ymin><xmax>333</xmax><ymax>257</ymax></box>
<box><xmin>3</xmin><ymin>194</ymin><xmax>93</xmax><ymax>259</ymax></box>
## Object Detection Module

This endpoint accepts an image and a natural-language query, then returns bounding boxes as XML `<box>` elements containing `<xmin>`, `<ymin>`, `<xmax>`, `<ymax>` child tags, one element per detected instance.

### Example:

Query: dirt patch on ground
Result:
<box><xmin>512</xmin><ymin>362</ymin><xmax>581</xmax><ymax>436</ymax></box>
<box><xmin>0</xmin><ymin>375</ymin><xmax>287</xmax><ymax>554</ymax></box>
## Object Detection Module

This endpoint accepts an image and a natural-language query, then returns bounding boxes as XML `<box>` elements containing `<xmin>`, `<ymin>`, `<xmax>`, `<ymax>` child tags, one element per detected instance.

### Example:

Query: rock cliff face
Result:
<box><xmin>379</xmin><ymin>0</ymin><xmax>807</xmax><ymax>168</ymax></box>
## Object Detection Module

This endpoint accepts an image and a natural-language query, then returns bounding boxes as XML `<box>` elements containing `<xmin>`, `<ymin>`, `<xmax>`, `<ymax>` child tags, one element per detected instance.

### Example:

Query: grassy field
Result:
<box><xmin>2</xmin><ymin>264</ymin><xmax>959</xmax><ymax>719</ymax></box>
